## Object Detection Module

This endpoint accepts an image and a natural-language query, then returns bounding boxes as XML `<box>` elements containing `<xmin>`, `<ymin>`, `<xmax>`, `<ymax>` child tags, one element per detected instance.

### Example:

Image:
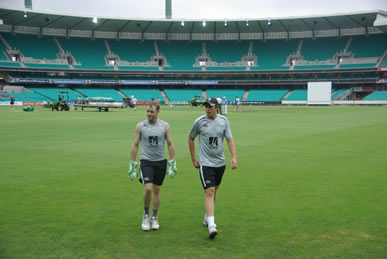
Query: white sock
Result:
<box><xmin>207</xmin><ymin>216</ymin><xmax>215</xmax><ymax>227</ymax></box>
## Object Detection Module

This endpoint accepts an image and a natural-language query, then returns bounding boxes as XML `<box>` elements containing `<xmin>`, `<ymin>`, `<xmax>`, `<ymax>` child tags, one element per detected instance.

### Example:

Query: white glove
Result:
<box><xmin>128</xmin><ymin>161</ymin><xmax>138</xmax><ymax>180</ymax></box>
<box><xmin>167</xmin><ymin>159</ymin><xmax>177</xmax><ymax>178</ymax></box>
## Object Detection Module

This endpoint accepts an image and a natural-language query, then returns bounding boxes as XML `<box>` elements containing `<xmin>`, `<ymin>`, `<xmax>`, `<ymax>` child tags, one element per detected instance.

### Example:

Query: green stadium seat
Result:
<box><xmin>206</xmin><ymin>89</ymin><xmax>244</xmax><ymax>101</ymax></box>
<box><xmin>120</xmin><ymin>89</ymin><xmax>163</xmax><ymax>102</ymax></box>
<box><xmin>30</xmin><ymin>88</ymin><xmax>81</xmax><ymax>101</ymax></box>
<box><xmin>349</xmin><ymin>34</ymin><xmax>387</xmax><ymax>58</ymax></box>
<box><xmin>164</xmin><ymin>89</ymin><xmax>202</xmax><ymax>102</ymax></box>
<box><xmin>206</xmin><ymin>41</ymin><xmax>250</xmax><ymax>63</ymax></box>
<box><xmin>2</xmin><ymin>33</ymin><xmax>58</xmax><ymax>60</ymax></box>
<box><xmin>158</xmin><ymin>41</ymin><xmax>202</xmax><ymax>70</ymax></box>
<box><xmin>252</xmin><ymin>40</ymin><xmax>298</xmax><ymax>70</ymax></box>
<box><xmin>74</xmin><ymin>88</ymin><xmax>123</xmax><ymax>101</ymax></box>
<box><xmin>285</xmin><ymin>89</ymin><xmax>307</xmax><ymax>101</ymax></box>
<box><xmin>302</xmin><ymin>38</ymin><xmax>347</xmax><ymax>61</ymax></box>
<box><xmin>363</xmin><ymin>91</ymin><xmax>387</xmax><ymax>100</ymax></box>
<box><xmin>247</xmin><ymin>89</ymin><xmax>288</xmax><ymax>101</ymax></box>
<box><xmin>109</xmin><ymin>40</ymin><xmax>155</xmax><ymax>63</ymax></box>
<box><xmin>57</xmin><ymin>37</ymin><xmax>108</xmax><ymax>70</ymax></box>
<box><xmin>6</xmin><ymin>91</ymin><xmax>50</xmax><ymax>102</ymax></box>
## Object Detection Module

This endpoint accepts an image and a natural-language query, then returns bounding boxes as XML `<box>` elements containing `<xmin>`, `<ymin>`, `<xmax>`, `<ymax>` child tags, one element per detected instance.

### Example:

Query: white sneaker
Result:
<box><xmin>203</xmin><ymin>216</ymin><xmax>208</xmax><ymax>226</ymax></box>
<box><xmin>208</xmin><ymin>224</ymin><xmax>217</xmax><ymax>239</ymax></box>
<box><xmin>141</xmin><ymin>215</ymin><xmax>150</xmax><ymax>231</ymax></box>
<box><xmin>151</xmin><ymin>216</ymin><xmax>160</xmax><ymax>230</ymax></box>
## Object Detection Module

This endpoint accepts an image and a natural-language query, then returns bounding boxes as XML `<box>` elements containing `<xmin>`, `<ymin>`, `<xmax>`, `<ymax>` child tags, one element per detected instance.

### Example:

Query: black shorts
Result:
<box><xmin>199</xmin><ymin>165</ymin><xmax>226</xmax><ymax>189</ymax></box>
<box><xmin>140</xmin><ymin>159</ymin><xmax>167</xmax><ymax>186</ymax></box>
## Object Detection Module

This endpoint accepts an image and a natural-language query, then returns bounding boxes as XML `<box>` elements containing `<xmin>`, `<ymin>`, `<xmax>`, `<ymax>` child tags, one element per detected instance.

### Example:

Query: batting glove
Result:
<box><xmin>128</xmin><ymin>161</ymin><xmax>138</xmax><ymax>180</ymax></box>
<box><xmin>167</xmin><ymin>159</ymin><xmax>177</xmax><ymax>178</ymax></box>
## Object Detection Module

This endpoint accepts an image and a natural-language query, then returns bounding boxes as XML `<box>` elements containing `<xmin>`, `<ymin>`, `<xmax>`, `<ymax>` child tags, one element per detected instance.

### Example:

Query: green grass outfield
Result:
<box><xmin>1</xmin><ymin>105</ymin><xmax>387</xmax><ymax>258</ymax></box>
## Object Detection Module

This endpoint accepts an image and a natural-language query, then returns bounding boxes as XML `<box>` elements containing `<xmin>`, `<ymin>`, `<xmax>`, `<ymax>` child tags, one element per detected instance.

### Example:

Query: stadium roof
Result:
<box><xmin>0</xmin><ymin>8</ymin><xmax>386</xmax><ymax>38</ymax></box>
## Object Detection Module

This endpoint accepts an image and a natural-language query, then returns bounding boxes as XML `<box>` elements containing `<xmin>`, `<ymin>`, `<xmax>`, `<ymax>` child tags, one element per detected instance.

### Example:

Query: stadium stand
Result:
<box><xmin>0</xmin><ymin>37</ymin><xmax>9</xmax><ymax>59</ymax></box>
<box><xmin>109</xmin><ymin>40</ymin><xmax>155</xmax><ymax>63</ymax></box>
<box><xmin>206</xmin><ymin>89</ymin><xmax>245</xmax><ymax>100</ymax></box>
<box><xmin>0</xmin><ymin>62</ymin><xmax>20</xmax><ymax>67</ymax></box>
<box><xmin>2</xmin><ymin>33</ymin><xmax>58</xmax><ymax>60</ymax></box>
<box><xmin>6</xmin><ymin>91</ymin><xmax>50</xmax><ymax>102</ymax></box>
<box><xmin>363</xmin><ymin>91</ymin><xmax>387</xmax><ymax>100</ymax></box>
<box><xmin>0</xmin><ymin>32</ymin><xmax>385</xmax><ymax>72</ymax></box>
<box><xmin>285</xmin><ymin>89</ymin><xmax>307</xmax><ymax>101</ymax></box>
<box><xmin>57</xmin><ymin>37</ymin><xmax>110</xmax><ymax>70</ymax></box>
<box><xmin>348</xmin><ymin>34</ymin><xmax>387</xmax><ymax>58</ymax></box>
<box><xmin>74</xmin><ymin>88</ymin><xmax>123</xmax><ymax>101</ymax></box>
<box><xmin>120</xmin><ymin>89</ymin><xmax>163</xmax><ymax>101</ymax></box>
<box><xmin>206</xmin><ymin>41</ymin><xmax>249</xmax><ymax>63</ymax></box>
<box><xmin>116</xmin><ymin>66</ymin><xmax>159</xmax><ymax>70</ymax></box>
<box><xmin>163</xmin><ymin>89</ymin><xmax>202</xmax><ymax>102</ymax></box>
<box><xmin>29</xmin><ymin>88</ymin><xmax>80</xmax><ymax>101</ymax></box>
<box><xmin>25</xmin><ymin>63</ymin><xmax>70</xmax><ymax>69</ymax></box>
<box><xmin>331</xmin><ymin>88</ymin><xmax>349</xmax><ymax>99</ymax></box>
<box><xmin>206</xmin><ymin>67</ymin><xmax>247</xmax><ymax>71</ymax></box>
<box><xmin>339</xmin><ymin>63</ymin><xmax>376</xmax><ymax>68</ymax></box>
<box><xmin>251</xmin><ymin>40</ymin><xmax>298</xmax><ymax>70</ymax></box>
<box><xmin>301</xmin><ymin>38</ymin><xmax>347</xmax><ymax>61</ymax></box>
<box><xmin>246</xmin><ymin>89</ymin><xmax>289</xmax><ymax>101</ymax></box>
<box><xmin>0</xmin><ymin>9</ymin><xmax>385</xmax><ymax>108</ymax></box>
<box><xmin>294</xmin><ymin>65</ymin><xmax>336</xmax><ymax>70</ymax></box>
<box><xmin>158</xmin><ymin>41</ymin><xmax>202</xmax><ymax>70</ymax></box>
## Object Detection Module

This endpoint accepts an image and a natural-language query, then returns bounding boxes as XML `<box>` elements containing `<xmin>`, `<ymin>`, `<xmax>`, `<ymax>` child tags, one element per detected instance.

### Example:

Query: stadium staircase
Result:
<box><xmin>153</xmin><ymin>41</ymin><xmax>165</xmax><ymax>71</ymax></box>
<box><xmin>159</xmin><ymin>89</ymin><xmax>169</xmax><ymax>102</ymax></box>
<box><xmin>343</xmin><ymin>37</ymin><xmax>352</xmax><ymax>53</ymax></box>
<box><xmin>104</xmin><ymin>40</ymin><xmax>118</xmax><ymax>70</ymax></box>
<box><xmin>335</xmin><ymin>38</ymin><xmax>353</xmax><ymax>69</ymax></box>
<box><xmin>289</xmin><ymin>40</ymin><xmax>303</xmax><ymax>70</ymax></box>
<box><xmin>281</xmin><ymin>90</ymin><xmax>293</xmax><ymax>101</ymax></box>
<box><xmin>115</xmin><ymin>89</ymin><xmax>127</xmax><ymax>98</ymax></box>
<box><xmin>333</xmin><ymin>88</ymin><xmax>352</xmax><ymax>100</ymax></box>
<box><xmin>0</xmin><ymin>34</ymin><xmax>12</xmax><ymax>50</ymax></box>
<box><xmin>242</xmin><ymin>89</ymin><xmax>249</xmax><ymax>101</ymax></box>
<box><xmin>376</xmin><ymin>50</ymin><xmax>387</xmax><ymax>67</ymax></box>
<box><xmin>70</xmin><ymin>88</ymin><xmax>85</xmax><ymax>98</ymax></box>
<box><xmin>285</xmin><ymin>89</ymin><xmax>307</xmax><ymax>101</ymax></box>
<box><xmin>53</xmin><ymin>37</ymin><xmax>73</xmax><ymax>69</ymax></box>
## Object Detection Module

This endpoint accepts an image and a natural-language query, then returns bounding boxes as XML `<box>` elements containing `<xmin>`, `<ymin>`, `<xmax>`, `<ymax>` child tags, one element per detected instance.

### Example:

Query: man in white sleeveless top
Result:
<box><xmin>129</xmin><ymin>102</ymin><xmax>177</xmax><ymax>231</ymax></box>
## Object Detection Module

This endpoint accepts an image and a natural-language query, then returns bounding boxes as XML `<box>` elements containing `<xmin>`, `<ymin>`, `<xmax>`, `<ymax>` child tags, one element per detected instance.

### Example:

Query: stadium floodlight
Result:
<box><xmin>202</xmin><ymin>20</ymin><xmax>206</xmax><ymax>27</ymax></box>
<box><xmin>246</xmin><ymin>20</ymin><xmax>249</xmax><ymax>26</ymax></box>
<box><xmin>92</xmin><ymin>17</ymin><xmax>98</xmax><ymax>24</ymax></box>
<box><xmin>224</xmin><ymin>20</ymin><xmax>228</xmax><ymax>27</ymax></box>
<box><xmin>267</xmin><ymin>19</ymin><xmax>272</xmax><ymax>26</ymax></box>
<box><xmin>181</xmin><ymin>20</ymin><xmax>184</xmax><ymax>27</ymax></box>
<box><xmin>24</xmin><ymin>11</ymin><xmax>27</xmax><ymax>18</ymax></box>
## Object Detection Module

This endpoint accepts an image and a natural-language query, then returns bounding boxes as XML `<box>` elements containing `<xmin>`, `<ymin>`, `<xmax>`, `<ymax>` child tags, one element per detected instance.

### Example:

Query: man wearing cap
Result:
<box><xmin>188</xmin><ymin>97</ymin><xmax>237</xmax><ymax>239</ymax></box>
<box><xmin>216</xmin><ymin>96</ymin><xmax>222</xmax><ymax>115</ymax></box>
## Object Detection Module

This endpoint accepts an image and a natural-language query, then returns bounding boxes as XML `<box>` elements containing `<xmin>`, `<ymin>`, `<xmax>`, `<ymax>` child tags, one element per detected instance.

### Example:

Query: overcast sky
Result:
<box><xmin>0</xmin><ymin>0</ymin><xmax>386</xmax><ymax>20</ymax></box>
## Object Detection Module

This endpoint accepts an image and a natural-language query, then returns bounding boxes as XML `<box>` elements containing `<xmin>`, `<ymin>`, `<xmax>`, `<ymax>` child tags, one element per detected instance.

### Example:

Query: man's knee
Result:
<box><xmin>144</xmin><ymin>183</ymin><xmax>153</xmax><ymax>193</ymax></box>
<box><xmin>205</xmin><ymin>187</ymin><xmax>215</xmax><ymax>197</ymax></box>
<box><xmin>153</xmin><ymin>185</ymin><xmax>161</xmax><ymax>195</ymax></box>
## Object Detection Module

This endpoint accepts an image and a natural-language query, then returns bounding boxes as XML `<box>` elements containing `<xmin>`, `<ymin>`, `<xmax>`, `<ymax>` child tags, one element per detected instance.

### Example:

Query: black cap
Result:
<box><xmin>204</xmin><ymin>97</ymin><xmax>219</xmax><ymax>107</ymax></box>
